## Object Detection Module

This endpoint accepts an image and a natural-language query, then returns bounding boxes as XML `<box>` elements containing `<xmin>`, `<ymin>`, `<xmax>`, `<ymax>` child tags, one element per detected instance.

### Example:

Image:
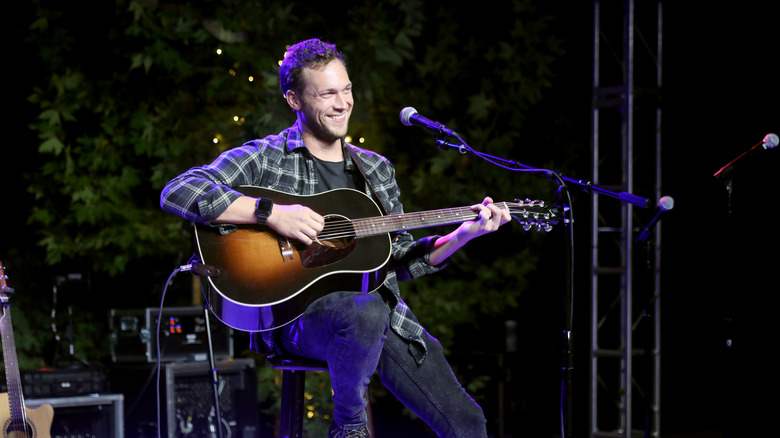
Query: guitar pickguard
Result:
<box><xmin>300</xmin><ymin>214</ymin><xmax>357</xmax><ymax>268</ymax></box>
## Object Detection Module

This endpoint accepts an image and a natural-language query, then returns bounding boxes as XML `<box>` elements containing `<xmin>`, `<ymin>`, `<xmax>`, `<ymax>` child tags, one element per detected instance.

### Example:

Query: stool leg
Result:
<box><xmin>280</xmin><ymin>369</ymin><xmax>306</xmax><ymax>438</ymax></box>
<box><xmin>365</xmin><ymin>385</ymin><xmax>374</xmax><ymax>437</ymax></box>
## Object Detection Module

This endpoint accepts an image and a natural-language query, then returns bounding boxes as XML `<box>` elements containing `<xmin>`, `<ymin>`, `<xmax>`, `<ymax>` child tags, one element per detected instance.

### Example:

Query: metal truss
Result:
<box><xmin>590</xmin><ymin>1</ymin><xmax>663</xmax><ymax>437</ymax></box>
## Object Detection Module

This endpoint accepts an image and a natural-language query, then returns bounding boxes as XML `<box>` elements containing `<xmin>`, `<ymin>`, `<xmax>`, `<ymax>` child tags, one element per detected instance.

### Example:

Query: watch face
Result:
<box><xmin>255</xmin><ymin>197</ymin><xmax>273</xmax><ymax>224</ymax></box>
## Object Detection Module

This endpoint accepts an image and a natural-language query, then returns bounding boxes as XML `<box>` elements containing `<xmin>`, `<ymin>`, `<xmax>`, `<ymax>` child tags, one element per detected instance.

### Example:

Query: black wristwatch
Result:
<box><xmin>254</xmin><ymin>197</ymin><xmax>274</xmax><ymax>226</ymax></box>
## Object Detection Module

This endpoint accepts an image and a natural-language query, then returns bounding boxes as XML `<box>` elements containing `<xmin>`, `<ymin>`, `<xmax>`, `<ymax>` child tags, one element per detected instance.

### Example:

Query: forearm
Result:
<box><xmin>429</xmin><ymin>228</ymin><xmax>472</xmax><ymax>267</ymax></box>
<box><xmin>213</xmin><ymin>196</ymin><xmax>324</xmax><ymax>245</ymax></box>
<box><xmin>428</xmin><ymin>198</ymin><xmax>511</xmax><ymax>266</ymax></box>
<box><xmin>213</xmin><ymin>196</ymin><xmax>257</xmax><ymax>224</ymax></box>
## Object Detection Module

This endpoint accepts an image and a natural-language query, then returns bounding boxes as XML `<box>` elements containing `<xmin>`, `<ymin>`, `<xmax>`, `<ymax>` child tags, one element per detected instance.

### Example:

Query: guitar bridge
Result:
<box><xmin>279</xmin><ymin>238</ymin><xmax>295</xmax><ymax>263</ymax></box>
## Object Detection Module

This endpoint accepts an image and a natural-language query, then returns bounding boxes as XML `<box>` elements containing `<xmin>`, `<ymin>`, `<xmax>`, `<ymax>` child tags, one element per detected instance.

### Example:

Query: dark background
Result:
<box><xmin>4</xmin><ymin>1</ymin><xmax>778</xmax><ymax>437</ymax></box>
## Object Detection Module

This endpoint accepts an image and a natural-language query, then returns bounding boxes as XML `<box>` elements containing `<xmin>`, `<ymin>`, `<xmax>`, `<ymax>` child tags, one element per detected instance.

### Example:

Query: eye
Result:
<box><xmin>314</xmin><ymin>90</ymin><xmax>336</xmax><ymax>100</ymax></box>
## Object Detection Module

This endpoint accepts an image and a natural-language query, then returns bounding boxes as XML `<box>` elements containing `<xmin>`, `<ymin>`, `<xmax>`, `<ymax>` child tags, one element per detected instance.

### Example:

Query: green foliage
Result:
<box><xmin>24</xmin><ymin>0</ymin><xmax>565</xmax><ymax>279</ymax></box>
<box><xmin>19</xmin><ymin>0</ymin><xmax>578</xmax><ymax>433</ymax></box>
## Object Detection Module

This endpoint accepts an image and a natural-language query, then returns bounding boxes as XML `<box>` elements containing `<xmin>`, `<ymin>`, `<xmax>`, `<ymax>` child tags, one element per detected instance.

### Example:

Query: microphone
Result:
<box><xmin>714</xmin><ymin>133</ymin><xmax>778</xmax><ymax>179</ymax></box>
<box><xmin>762</xmin><ymin>132</ymin><xmax>778</xmax><ymax>150</ymax></box>
<box><xmin>635</xmin><ymin>195</ymin><xmax>674</xmax><ymax>243</ymax></box>
<box><xmin>399</xmin><ymin>107</ymin><xmax>458</xmax><ymax>138</ymax></box>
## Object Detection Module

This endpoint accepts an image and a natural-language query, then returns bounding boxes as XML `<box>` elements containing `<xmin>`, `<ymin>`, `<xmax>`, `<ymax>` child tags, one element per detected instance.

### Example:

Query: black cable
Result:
<box><xmin>155</xmin><ymin>265</ymin><xmax>184</xmax><ymax>438</ymax></box>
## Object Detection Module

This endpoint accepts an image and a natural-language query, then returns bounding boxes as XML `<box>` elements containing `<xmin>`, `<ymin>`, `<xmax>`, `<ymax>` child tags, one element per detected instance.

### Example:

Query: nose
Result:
<box><xmin>335</xmin><ymin>91</ymin><xmax>352</xmax><ymax>109</ymax></box>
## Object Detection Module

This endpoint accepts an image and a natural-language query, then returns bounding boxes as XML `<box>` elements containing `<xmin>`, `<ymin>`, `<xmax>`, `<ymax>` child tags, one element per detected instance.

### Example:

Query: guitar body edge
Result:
<box><xmin>0</xmin><ymin>393</ymin><xmax>53</xmax><ymax>438</ymax></box>
<box><xmin>196</xmin><ymin>187</ymin><xmax>392</xmax><ymax>332</ymax></box>
<box><xmin>206</xmin><ymin>266</ymin><xmax>388</xmax><ymax>332</ymax></box>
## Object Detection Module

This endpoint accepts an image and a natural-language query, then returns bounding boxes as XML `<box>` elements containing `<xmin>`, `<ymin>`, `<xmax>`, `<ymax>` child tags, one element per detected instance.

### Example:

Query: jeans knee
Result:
<box><xmin>337</xmin><ymin>294</ymin><xmax>389</xmax><ymax>339</ymax></box>
<box><xmin>353</xmin><ymin>294</ymin><xmax>390</xmax><ymax>330</ymax></box>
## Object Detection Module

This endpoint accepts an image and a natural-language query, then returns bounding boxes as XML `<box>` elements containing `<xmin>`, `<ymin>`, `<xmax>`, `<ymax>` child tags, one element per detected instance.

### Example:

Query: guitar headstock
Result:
<box><xmin>506</xmin><ymin>199</ymin><xmax>561</xmax><ymax>232</ymax></box>
<box><xmin>0</xmin><ymin>260</ymin><xmax>13</xmax><ymax>301</ymax></box>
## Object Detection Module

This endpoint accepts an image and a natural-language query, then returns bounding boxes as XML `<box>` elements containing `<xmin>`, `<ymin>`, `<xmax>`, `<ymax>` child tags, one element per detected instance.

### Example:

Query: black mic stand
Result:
<box><xmin>182</xmin><ymin>258</ymin><xmax>225</xmax><ymax>438</ymax></box>
<box><xmin>48</xmin><ymin>276</ymin><xmax>96</xmax><ymax>369</ymax></box>
<box><xmin>710</xmin><ymin>135</ymin><xmax>777</xmax><ymax>434</ymax></box>
<box><xmin>712</xmin><ymin>136</ymin><xmax>770</xmax><ymax>226</ymax></box>
<box><xmin>201</xmin><ymin>301</ymin><xmax>224</xmax><ymax>438</ymax></box>
<box><xmin>435</xmin><ymin>136</ymin><xmax>650</xmax><ymax>438</ymax></box>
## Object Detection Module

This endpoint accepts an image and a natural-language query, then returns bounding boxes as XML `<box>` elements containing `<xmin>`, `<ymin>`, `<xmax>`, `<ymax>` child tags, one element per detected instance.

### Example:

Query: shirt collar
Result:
<box><xmin>342</xmin><ymin>138</ymin><xmax>357</xmax><ymax>172</ymax></box>
<box><xmin>284</xmin><ymin>123</ymin><xmax>356</xmax><ymax>172</ymax></box>
<box><xmin>284</xmin><ymin>123</ymin><xmax>308</xmax><ymax>153</ymax></box>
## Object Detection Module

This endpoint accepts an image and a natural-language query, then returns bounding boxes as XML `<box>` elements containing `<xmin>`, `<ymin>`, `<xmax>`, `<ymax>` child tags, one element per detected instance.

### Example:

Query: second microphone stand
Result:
<box><xmin>435</xmin><ymin>136</ymin><xmax>650</xmax><ymax>438</ymax></box>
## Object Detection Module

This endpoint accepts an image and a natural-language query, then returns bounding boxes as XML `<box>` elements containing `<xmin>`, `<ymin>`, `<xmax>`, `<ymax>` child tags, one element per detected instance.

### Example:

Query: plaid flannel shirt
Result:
<box><xmin>160</xmin><ymin>124</ymin><xmax>448</xmax><ymax>364</ymax></box>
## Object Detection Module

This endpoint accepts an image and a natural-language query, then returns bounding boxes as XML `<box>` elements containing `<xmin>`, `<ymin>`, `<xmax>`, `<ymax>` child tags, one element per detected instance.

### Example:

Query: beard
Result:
<box><xmin>311</xmin><ymin>116</ymin><xmax>349</xmax><ymax>143</ymax></box>
<box><xmin>298</xmin><ymin>107</ymin><xmax>351</xmax><ymax>146</ymax></box>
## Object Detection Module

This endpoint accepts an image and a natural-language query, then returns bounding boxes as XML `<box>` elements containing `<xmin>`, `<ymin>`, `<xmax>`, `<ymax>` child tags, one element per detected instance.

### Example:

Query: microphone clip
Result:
<box><xmin>435</xmin><ymin>138</ymin><xmax>468</xmax><ymax>154</ymax></box>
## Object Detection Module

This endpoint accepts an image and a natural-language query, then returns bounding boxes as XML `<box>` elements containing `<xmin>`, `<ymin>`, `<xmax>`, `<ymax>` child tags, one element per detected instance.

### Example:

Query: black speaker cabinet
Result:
<box><xmin>109</xmin><ymin>306</ymin><xmax>234</xmax><ymax>363</ymax></box>
<box><xmin>110</xmin><ymin>359</ymin><xmax>258</xmax><ymax>438</ymax></box>
<box><xmin>25</xmin><ymin>394</ymin><xmax>124</xmax><ymax>438</ymax></box>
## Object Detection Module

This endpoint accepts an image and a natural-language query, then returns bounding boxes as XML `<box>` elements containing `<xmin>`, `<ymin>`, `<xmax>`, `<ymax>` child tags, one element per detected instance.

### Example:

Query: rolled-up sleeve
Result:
<box><xmin>160</xmin><ymin>143</ymin><xmax>269</xmax><ymax>223</ymax></box>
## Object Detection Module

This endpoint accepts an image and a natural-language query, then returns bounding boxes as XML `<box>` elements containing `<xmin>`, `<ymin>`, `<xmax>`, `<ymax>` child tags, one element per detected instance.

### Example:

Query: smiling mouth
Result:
<box><xmin>330</xmin><ymin>114</ymin><xmax>347</xmax><ymax>122</ymax></box>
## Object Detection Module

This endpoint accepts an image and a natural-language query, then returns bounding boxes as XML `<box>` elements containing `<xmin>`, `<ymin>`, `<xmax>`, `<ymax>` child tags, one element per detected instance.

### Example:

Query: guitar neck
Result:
<box><xmin>352</xmin><ymin>204</ymin><xmax>496</xmax><ymax>237</ymax></box>
<box><xmin>1</xmin><ymin>307</ymin><xmax>28</xmax><ymax>428</ymax></box>
<box><xmin>1</xmin><ymin>262</ymin><xmax>30</xmax><ymax>430</ymax></box>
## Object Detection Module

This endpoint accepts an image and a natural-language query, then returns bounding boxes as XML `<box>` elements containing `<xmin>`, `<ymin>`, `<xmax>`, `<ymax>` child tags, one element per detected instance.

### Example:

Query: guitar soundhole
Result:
<box><xmin>315</xmin><ymin>214</ymin><xmax>355</xmax><ymax>249</ymax></box>
<box><xmin>4</xmin><ymin>418</ymin><xmax>38</xmax><ymax>437</ymax></box>
<box><xmin>300</xmin><ymin>215</ymin><xmax>356</xmax><ymax>268</ymax></box>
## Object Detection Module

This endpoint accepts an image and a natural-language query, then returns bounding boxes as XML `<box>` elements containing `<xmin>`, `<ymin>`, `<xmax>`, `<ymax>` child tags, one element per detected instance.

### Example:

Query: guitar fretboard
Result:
<box><xmin>353</xmin><ymin>205</ymin><xmax>493</xmax><ymax>237</ymax></box>
<box><xmin>1</xmin><ymin>300</ymin><xmax>28</xmax><ymax>429</ymax></box>
<box><xmin>316</xmin><ymin>201</ymin><xmax>552</xmax><ymax>241</ymax></box>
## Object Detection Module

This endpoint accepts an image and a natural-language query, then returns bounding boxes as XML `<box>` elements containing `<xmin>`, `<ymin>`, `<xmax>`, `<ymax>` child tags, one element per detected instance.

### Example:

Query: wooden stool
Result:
<box><xmin>266</xmin><ymin>355</ymin><xmax>330</xmax><ymax>438</ymax></box>
<box><xmin>266</xmin><ymin>355</ymin><xmax>375</xmax><ymax>437</ymax></box>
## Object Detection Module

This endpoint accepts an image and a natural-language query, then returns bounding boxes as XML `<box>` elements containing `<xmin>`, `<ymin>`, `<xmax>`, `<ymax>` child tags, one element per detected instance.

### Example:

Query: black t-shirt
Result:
<box><xmin>312</xmin><ymin>155</ymin><xmax>362</xmax><ymax>192</ymax></box>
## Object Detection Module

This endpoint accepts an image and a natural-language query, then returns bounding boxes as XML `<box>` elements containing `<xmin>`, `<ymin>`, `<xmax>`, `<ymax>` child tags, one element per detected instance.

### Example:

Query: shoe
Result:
<box><xmin>328</xmin><ymin>422</ymin><xmax>369</xmax><ymax>438</ymax></box>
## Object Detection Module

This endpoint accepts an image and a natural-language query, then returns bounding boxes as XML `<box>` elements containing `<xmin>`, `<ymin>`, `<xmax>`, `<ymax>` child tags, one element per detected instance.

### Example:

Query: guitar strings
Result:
<box><xmin>316</xmin><ymin>201</ymin><xmax>542</xmax><ymax>241</ymax></box>
<box><xmin>318</xmin><ymin>207</ymin><xmax>480</xmax><ymax>240</ymax></box>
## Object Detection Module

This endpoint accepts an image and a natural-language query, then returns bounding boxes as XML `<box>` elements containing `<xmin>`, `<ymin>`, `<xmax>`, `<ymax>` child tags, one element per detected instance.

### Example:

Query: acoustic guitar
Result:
<box><xmin>194</xmin><ymin>186</ymin><xmax>561</xmax><ymax>332</ymax></box>
<box><xmin>1</xmin><ymin>261</ymin><xmax>54</xmax><ymax>437</ymax></box>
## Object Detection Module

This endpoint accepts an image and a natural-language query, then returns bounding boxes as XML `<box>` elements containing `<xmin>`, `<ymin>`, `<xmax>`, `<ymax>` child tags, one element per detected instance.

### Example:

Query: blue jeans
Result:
<box><xmin>278</xmin><ymin>291</ymin><xmax>487</xmax><ymax>437</ymax></box>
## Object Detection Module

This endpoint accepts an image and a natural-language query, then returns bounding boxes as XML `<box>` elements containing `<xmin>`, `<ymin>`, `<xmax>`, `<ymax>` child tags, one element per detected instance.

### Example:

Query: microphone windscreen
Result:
<box><xmin>658</xmin><ymin>195</ymin><xmax>674</xmax><ymax>212</ymax></box>
<box><xmin>399</xmin><ymin>107</ymin><xmax>418</xmax><ymax>126</ymax></box>
<box><xmin>763</xmin><ymin>133</ymin><xmax>778</xmax><ymax>149</ymax></box>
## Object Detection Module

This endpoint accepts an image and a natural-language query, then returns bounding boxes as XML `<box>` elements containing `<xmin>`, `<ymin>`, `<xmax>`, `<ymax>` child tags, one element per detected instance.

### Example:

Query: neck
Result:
<box><xmin>306</xmin><ymin>138</ymin><xmax>344</xmax><ymax>162</ymax></box>
<box><xmin>299</xmin><ymin>125</ymin><xmax>344</xmax><ymax>161</ymax></box>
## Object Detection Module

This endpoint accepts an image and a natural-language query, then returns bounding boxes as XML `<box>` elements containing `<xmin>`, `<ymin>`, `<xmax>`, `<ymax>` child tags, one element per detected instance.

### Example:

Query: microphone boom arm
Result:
<box><xmin>435</xmin><ymin>138</ymin><xmax>651</xmax><ymax>208</ymax></box>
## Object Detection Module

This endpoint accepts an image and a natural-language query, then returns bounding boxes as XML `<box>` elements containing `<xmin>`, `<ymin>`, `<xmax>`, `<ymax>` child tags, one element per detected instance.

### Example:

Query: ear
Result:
<box><xmin>285</xmin><ymin>90</ymin><xmax>301</xmax><ymax>111</ymax></box>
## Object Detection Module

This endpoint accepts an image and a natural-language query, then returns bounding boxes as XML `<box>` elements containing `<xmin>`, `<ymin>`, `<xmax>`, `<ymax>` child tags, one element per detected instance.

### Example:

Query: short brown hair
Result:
<box><xmin>279</xmin><ymin>39</ymin><xmax>346</xmax><ymax>96</ymax></box>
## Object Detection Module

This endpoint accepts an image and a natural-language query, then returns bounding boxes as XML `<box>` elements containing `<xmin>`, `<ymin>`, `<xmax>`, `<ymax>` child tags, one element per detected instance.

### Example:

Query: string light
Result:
<box><xmin>344</xmin><ymin>136</ymin><xmax>367</xmax><ymax>144</ymax></box>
